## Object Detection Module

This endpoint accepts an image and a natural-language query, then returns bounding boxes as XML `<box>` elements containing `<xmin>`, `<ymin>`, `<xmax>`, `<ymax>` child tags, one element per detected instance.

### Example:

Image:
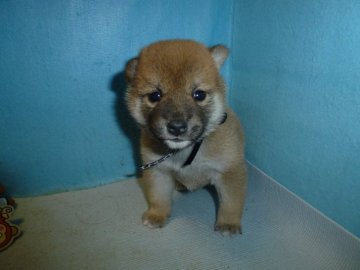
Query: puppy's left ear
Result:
<box><xmin>125</xmin><ymin>57</ymin><xmax>138</xmax><ymax>83</ymax></box>
<box><xmin>209</xmin><ymin>45</ymin><xmax>229</xmax><ymax>69</ymax></box>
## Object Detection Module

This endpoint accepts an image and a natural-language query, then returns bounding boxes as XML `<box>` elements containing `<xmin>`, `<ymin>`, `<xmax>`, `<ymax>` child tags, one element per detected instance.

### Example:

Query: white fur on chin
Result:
<box><xmin>164</xmin><ymin>140</ymin><xmax>192</xmax><ymax>149</ymax></box>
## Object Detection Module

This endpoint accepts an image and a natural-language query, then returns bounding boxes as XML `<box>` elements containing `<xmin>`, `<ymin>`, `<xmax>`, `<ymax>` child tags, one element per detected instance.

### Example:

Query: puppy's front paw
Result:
<box><xmin>215</xmin><ymin>223</ymin><xmax>242</xmax><ymax>236</ymax></box>
<box><xmin>142</xmin><ymin>211</ymin><xmax>168</xmax><ymax>229</ymax></box>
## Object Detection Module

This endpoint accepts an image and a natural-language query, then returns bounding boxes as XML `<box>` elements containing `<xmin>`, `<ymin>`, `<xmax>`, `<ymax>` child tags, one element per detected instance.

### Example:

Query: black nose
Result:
<box><xmin>167</xmin><ymin>120</ymin><xmax>188</xmax><ymax>136</ymax></box>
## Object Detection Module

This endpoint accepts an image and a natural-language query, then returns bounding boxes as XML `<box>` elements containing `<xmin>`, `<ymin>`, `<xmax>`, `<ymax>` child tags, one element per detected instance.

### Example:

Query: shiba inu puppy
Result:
<box><xmin>125</xmin><ymin>40</ymin><xmax>247</xmax><ymax>235</ymax></box>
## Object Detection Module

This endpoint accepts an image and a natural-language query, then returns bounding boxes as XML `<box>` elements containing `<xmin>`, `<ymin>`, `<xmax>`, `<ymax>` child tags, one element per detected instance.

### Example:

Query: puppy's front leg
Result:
<box><xmin>141</xmin><ymin>169</ymin><xmax>175</xmax><ymax>229</ymax></box>
<box><xmin>214</xmin><ymin>164</ymin><xmax>247</xmax><ymax>235</ymax></box>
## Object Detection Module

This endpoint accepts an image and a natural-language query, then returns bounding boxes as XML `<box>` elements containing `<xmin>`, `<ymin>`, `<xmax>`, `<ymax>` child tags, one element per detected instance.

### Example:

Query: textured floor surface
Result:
<box><xmin>1</xmin><ymin>163</ymin><xmax>360</xmax><ymax>270</ymax></box>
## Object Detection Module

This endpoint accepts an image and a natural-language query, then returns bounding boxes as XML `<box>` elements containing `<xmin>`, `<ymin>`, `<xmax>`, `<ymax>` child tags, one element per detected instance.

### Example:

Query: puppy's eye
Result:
<box><xmin>148</xmin><ymin>90</ymin><xmax>162</xmax><ymax>103</ymax></box>
<box><xmin>192</xmin><ymin>89</ymin><xmax>207</xmax><ymax>101</ymax></box>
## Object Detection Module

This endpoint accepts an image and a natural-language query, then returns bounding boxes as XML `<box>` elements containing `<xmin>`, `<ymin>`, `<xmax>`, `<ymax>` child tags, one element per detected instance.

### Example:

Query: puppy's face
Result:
<box><xmin>126</xmin><ymin>40</ymin><xmax>228</xmax><ymax>150</ymax></box>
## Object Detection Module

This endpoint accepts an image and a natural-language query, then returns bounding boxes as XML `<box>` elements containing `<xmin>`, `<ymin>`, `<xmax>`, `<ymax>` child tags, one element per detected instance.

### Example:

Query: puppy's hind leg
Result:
<box><xmin>140</xmin><ymin>169</ymin><xmax>175</xmax><ymax>229</ymax></box>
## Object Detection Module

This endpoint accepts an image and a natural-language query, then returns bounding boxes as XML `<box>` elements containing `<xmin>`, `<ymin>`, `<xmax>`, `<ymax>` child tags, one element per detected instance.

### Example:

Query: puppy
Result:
<box><xmin>125</xmin><ymin>40</ymin><xmax>247</xmax><ymax>235</ymax></box>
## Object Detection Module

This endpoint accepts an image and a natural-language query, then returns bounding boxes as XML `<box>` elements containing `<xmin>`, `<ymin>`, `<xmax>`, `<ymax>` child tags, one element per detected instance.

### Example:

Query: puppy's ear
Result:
<box><xmin>125</xmin><ymin>57</ymin><xmax>138</xmax><ymax>83</ymax></box>
<box><xmin>209</xmin><ymin>45</ymin><xmax>229</xmax><ymax>69</ymax></box>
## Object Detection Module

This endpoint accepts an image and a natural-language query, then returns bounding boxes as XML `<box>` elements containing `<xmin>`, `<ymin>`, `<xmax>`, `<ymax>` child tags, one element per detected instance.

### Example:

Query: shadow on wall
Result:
<box><xmin>0</xmin><ymin>168</ymin><xmax>17</xmax><ymax>197</ymax></box>
<box><xmin>109</xmin><ymin>69</ymin><xmax>141</xmax><ymax>178</ymax></box>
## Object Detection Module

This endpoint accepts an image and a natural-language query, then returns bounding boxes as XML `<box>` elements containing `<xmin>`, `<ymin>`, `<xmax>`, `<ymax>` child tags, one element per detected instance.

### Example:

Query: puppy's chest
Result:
<box><xmin>173</xmin><ymin>166</ymin><xmax>214</xmax><ymax>191</ymax></box>
<box><xmin>163</xmin><ymin>149</ymin><xmax>223</xmax><ymax>191</ymax></box>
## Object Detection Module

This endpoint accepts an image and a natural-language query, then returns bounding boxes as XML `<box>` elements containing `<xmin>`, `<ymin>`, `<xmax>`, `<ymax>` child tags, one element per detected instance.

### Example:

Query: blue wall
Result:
<box><xmin>0</xmin><ymin>0</ymin><xmax>233</xmax><ymax>196</ymax></box>
<box><xmin>231</xmin><ymin>0</ymin><xmax>360</xmax><ymax>236</ymax></box>
<box><xmin>1</xmin><ymin>0</ymin><xmax>359</xmax><ymax>237</ymax></box>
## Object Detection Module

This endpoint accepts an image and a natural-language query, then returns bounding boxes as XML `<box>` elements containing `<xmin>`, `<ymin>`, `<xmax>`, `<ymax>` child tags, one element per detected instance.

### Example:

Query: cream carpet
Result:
<box><xmin>1</xmin><ymin>163</ymin><xmax>359</xmax><ymax>270</ymax></box>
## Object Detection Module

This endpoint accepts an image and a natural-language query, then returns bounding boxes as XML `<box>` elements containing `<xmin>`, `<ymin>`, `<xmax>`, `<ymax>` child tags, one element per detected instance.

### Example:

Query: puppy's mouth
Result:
<box><xmin>149</xmin><ymin>122</ymin><xmax>204</xmax><ymax>150</ymax></box>
<box><xmin>163</xmin><ymin>139</ymin><xmax>193</xmax><ymax>149</ymax></box>
<box><xmin>149</xmin><ymin>127</ymin><xmax>194</xmax><ymax>149</ymax></box>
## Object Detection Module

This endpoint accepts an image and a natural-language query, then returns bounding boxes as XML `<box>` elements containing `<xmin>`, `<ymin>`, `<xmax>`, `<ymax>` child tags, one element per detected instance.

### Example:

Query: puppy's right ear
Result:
<box><xmin>125</xmin><ymin>57</ymin><xmax>138</xmax><ymax>83</ymax></box>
